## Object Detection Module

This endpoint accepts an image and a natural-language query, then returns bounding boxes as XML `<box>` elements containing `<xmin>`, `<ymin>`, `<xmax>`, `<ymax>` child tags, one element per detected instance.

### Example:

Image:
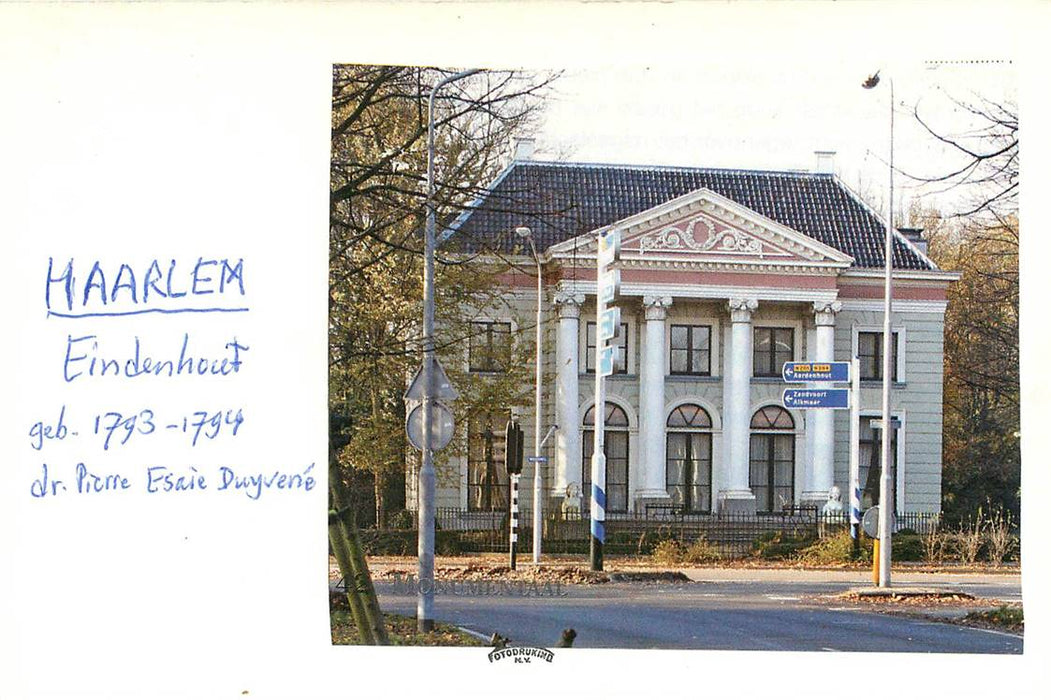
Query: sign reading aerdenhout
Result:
<box><xmin>488</xmin><ymin>646</ymin><xmax>555</xmax><ymax>664</ymax></box>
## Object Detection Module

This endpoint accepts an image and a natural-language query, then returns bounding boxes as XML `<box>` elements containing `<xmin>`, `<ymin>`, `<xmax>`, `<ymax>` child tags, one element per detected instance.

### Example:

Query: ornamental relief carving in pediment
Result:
<box><xmin>635</xmin><ymin>214</ymin><xmax>789</xmax><ymax>259</ymax></box>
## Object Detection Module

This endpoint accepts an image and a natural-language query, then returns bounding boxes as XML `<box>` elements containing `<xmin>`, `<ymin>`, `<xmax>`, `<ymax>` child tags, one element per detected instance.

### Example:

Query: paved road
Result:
<box><xmin>375</xmin><ymin>572</ymin><xmax>1022</xmax><ymax>654</ymax></box>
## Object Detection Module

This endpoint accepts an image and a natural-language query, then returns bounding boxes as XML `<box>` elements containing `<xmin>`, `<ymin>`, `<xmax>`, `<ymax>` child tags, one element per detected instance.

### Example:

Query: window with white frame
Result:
<box><xmin>669</xmin><ymin>324</ymin><xmax>712</xmax><ymax>376</ymax></box>
<box><xmin>585</xmin><ymin>321</ymin><xmax>628</xmax><ymax>374</ymax></box>
<box><xmin>666</xmin><ymin>404</ymin><xmax>713</xmax><ymax>513</ymax></box>
<box><xmin>468</xmin><ymin>321</ymin><xmax>511</xmax><ymax>372</ymax></box>
<box><xmin>749</xmin><ymin>406</ymin><xmax>795</xmax><ymax>513</ymax></box>
<box><xmin>858</xmin><ymin>331</ymin><xmax>900</xmax><ymax>382</ymax></box>
<box><xmin>466</xmin><ymin>410</ymin><xmax>511</xmax><ymax>511</ymax></box>
<box><xmin>582</xmin><ymin>402</ymin><xmax>630</xmax><ymax>513</ymax></box>
<box><xmin>753</xmin><ymin>327</ymin><xmax>794</xmax><ymax>377</ymax></box>
<box><xmin>859</xmin><ymin>415</ymin><xmax>900</xmax><ymax>513</ymax></box>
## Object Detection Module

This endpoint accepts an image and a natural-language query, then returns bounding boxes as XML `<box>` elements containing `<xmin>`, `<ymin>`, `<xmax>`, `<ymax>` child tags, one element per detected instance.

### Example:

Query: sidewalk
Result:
<box><xmin>678</xmin><ymin>565</ymin><xmax>1020</xmax><ymax>586</ymax></box>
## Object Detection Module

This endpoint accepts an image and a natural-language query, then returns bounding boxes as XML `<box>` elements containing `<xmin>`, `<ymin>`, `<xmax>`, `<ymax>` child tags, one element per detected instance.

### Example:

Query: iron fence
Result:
<box><xmin>427</xmin><ymin>507</ymin><xmax>942</xmax><ymax>557</ymax></box>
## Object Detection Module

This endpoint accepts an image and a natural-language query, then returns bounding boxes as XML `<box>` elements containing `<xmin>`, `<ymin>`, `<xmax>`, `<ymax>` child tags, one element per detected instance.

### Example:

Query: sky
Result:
<box><xmin>531</xmin><ymin>59</ymin><xmax>1016</xmax><ymax>221</ymax></box>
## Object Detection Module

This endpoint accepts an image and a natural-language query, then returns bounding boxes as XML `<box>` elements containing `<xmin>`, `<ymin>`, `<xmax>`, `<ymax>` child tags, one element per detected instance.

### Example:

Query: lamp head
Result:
<box><xmin>515</xmin><ymin>226</ymin><xmax>533</xmax><ymax>239</ymax></box>
<box><xmin>862</xmin><ymin>71</ymin><xmax>881</xmax><ymax>89</ymax></box>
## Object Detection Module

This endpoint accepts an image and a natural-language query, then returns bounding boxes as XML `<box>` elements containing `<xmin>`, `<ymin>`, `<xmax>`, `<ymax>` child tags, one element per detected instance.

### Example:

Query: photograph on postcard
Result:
<box><xmin>326</xmin><ymin>61</ymin><xmax>1020</xmax><ymax>654</ymax></box>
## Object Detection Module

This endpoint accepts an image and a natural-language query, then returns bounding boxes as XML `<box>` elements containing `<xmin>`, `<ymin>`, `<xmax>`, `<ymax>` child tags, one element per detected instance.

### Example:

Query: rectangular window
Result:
<box><xmin>670</xmin><ymin>324</ymin><xmax>711</xmax><ymax>376</ymax></box>
<box><xmin>582</xmin><ymin>430</ymin><xmax>629</xmax><ymax>513</ymax></box>
<box><xmin>467</xmin><ymin>411</ymin><xmax>511</xmax><ymax>512</ymax></box>
<box><xmin>666</xmin><ymin>432</ymin><xmax>712</xmax><ymax>513</ymax></box>
<box><xmin>753</xmin><ymin>327</ymin><xmax>794</xmax><ymax>377</ymax></box>
<box><xmin>749</xmin><ymin>433</ymin><xmax>795</xmax><ymax>513</ymax></box>
<box><xmin>586</xmin><ymin>322</ymin><xmax>629</xmax><ymax>374</ymax></box>
<box><xmin>468</xmin><ymin>321</ymin><xmax>511</xmax><ymax>372</ymax></box>
<box><xmin>858</xmin><ymin>331</ymin><xmax>899</xmax><ymax>381</ymax></box>
<box><xmin>859</xmin><ymin>417</ymin><xmax>899</xmax><ymax>512</ymax></box>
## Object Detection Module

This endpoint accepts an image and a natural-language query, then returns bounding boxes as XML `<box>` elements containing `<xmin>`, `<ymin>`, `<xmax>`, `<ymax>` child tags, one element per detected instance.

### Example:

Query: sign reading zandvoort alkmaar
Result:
<box><xmin>782</xmin><ymin>388</ymin><xmax>850</xmax><ymax>410</ymax></box>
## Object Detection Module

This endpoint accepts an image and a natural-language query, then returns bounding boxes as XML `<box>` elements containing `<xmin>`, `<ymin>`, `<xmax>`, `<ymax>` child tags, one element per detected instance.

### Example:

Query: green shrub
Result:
<box><xmin>751</xmin><ymin>530</ymin><xmax>815</xmax><ymax>560</ymax></box>
<box><xmin>435</xmin><ymin>531</ymin><xmax>462</xmax><ymax>556</ymax></box>
<box><xmin>360</xmin><ymin>529</ymin><xmax>415</xmax><ymax>555</ymax></box>
<box><xmin>891</xmin><ymin>533</ymin><xmax>924</xmax><ymax>562</ymax></box>
<box><xmin>652</xmin><ymin>538</ymin><xmax>686</xmax><ymax>564</ymax></box>
<box><xmin>387</xmin><ymin>510</ymin><xmax>415</xmax><ymax>530</ymax></box>
<box><xmin>798</xmin><ymin>529</ymin><xmax>867</xmax><ymax>564</ymax></box>
<box><xmin>683</xmin><ymin>536</ymin><xmax>722</xmax><ymax>564</ymax></box>
<box><xmin>965</xmin><ymin>605</ymin><xmax>1023</xmax><ymax>629</ymax></box>
<box><xmin>357</xmin><ymin>529</ymin><xmax>463</xmax><ymax>556</ymax></box>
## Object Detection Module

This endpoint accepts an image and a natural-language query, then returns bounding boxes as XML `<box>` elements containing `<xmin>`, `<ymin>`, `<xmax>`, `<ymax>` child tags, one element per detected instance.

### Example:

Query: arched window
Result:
<box><xmin>582</xmin><ymin>402</ymin><xmax>629</xmax><ymax>513</ymax></box>
<box><xmin>749</xmin><ymin>406</ymin><xmax>795</xmax><ymax>513</ymax></box>
<box><xmin>666</xmin><ymin>404</ymin><xmax>713</xmax><ymax>513</ymax></box>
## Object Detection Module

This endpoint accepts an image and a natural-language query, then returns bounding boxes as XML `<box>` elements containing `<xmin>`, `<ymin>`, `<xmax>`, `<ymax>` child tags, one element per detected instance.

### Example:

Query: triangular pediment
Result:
<box><xmin>548</xmin><ymin>187</ymin><xmax>854</xmax><ymax>271</ymax></box>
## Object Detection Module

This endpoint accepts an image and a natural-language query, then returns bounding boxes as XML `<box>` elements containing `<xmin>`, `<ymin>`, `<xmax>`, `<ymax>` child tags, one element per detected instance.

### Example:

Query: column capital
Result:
<box><xmin>812</xmin><ymin>300</ymin><xmax>843</xmax><ymax>326</ymax></box>
<box><xmin>727</xmin><ymin>297</ymin><xmax>758</xmax><ymax>323</ymax></box>
<box><xmin>553</xmin><ymin>291</ymin><xmax>586</xmax><ymax>319</ymax></box>
<box><xmin>642</xmin><ymin>295</ymin><xmax>673</xmax><ymax>321</ymax></box>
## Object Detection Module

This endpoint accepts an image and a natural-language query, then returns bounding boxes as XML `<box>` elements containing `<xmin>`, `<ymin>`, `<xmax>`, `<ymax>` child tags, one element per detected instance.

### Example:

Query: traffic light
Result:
<box><xmin>504</xmin><ymin>419</ymin><xmax>524</xmax><ymax>475</ymax></box>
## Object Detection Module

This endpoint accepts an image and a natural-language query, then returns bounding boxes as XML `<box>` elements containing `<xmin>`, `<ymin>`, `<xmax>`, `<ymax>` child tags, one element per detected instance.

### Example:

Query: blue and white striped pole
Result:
<box><xmin>849</xmin><ymin>356</ymin><xmax>862</xmax><ymax>557</ymax></box>
<box><xmin>590</xmin><ymin>230</ymin><xmax>621</xmax><ymax>571</ymax></box>
<box><xmin>590</xmin><ymin>298</ymin><xmax>607</xmax><ymax>571</ymax></box>
<box><xmin>509</xmin><ymin>474</ymin><xmax>519</xmax><ymax>570</ymax></box>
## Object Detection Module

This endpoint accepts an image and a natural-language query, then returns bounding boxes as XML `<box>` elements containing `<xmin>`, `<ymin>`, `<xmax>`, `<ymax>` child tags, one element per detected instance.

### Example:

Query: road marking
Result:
<box><xmin>821</xmin><ymin>647</ymin><xmax>839</xmax><ymax>652</ymax></box>
<box><xmin>767</xmin><ymin>596</ymin><xmax>800</xmax><ymax>601</ymax></box>
<box><xmin>954</xmin><ymin>626</ymin><xmax>1024</xmax><ymax>641</ymax></box>
<box><xmin>456</xmin><ymin>625</ymin><xmax>492</xmax><ymax>643</ymax></box>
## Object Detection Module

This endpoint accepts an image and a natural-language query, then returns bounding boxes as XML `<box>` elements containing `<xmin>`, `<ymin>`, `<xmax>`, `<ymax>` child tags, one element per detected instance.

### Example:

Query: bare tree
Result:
<box><xmin>910</xmin><ymin>94</ymin><xmax>1019</xmax><ymax>522</ymax></box>
<box><xmin>329</xmin><ymin>65</ymin><xmax>560</xmax><ymax>528</ymax></box>
<box><xmin>912</xmin><ymin>95</ymin><xmax>1017</xmax><ymax>224</ymax></box>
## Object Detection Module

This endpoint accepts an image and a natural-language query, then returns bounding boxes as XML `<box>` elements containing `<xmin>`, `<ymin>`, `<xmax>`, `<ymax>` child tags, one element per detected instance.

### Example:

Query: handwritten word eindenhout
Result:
<box><xmin>63</xmin><ymin>333</ymin><xmax>249</xmax><ymax>382</ymax></box>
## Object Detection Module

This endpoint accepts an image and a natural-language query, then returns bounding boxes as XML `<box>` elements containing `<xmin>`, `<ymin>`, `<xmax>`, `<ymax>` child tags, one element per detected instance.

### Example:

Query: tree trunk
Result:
<box><xmin>330</xmin><ymin>456</ymin><xmax>390</xmax><ymax>645</ymax></box>
<box><xmin>370</xmin><ymin>386</ymin><xmax>387</xmax><ymax>530</ymax></box>
<box><xmin>328</xmin><ymin>514</ymin><xmax>374</xmax><ymax>644</ymax></box>
<box><xmin>374</xmin><ymin>471</ymin><xmax>386</xmax><ymax>531</ymax></box>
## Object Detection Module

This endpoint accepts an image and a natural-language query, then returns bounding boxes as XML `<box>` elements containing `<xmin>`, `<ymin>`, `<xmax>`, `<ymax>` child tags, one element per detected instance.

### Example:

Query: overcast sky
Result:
<box><xmin>531</xmin><ymin>59</ymin><xmax>1016</xmax><ymax>220</ymax></box>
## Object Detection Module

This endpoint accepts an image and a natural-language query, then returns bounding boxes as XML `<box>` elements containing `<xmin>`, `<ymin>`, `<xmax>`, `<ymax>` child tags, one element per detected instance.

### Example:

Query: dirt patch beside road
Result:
<box><xmin>810</xmin><ymin>591</ymin><xmax>1024</xmax><ymax>635</ymax></box>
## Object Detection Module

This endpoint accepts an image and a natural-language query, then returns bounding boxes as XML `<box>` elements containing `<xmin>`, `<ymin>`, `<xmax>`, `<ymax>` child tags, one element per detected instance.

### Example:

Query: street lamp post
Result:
<box><xmin>516</xmin><ymin>226</ymin><xmax>545</xmax><ymax>564</ymax></box>
<box><xmin>863</xmin><ymin>70</ymin><xmax>895</xmax><ymax>588</ymax></box>
<box><xmin>419</xmin><ymin>68</ymin><xmax>481</xmax><ymax>632</ymax></box>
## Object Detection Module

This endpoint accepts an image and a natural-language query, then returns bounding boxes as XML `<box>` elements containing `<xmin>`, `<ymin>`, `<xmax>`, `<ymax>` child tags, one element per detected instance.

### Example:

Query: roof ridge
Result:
<box><xmin>514</xmin><ymin>158</ymin><xmax>834</xmax><ymax>179</ymax></box>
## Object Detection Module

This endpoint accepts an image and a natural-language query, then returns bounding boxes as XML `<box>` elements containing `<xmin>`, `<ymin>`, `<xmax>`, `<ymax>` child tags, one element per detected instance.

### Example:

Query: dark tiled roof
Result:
<box><xmin>445</xmin><ymin>161</ymin><xmax>933</xmax><ymax>270</ymax></box>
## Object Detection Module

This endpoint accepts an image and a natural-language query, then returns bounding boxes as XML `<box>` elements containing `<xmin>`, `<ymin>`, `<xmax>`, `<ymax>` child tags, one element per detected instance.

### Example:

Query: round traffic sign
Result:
<box><xmin>862</xmin><ymin>506</ymin><xmax>880</xmax><ymax>539</ymax></box>
<box><xmin>406</xmin><ymin>402</ymin><xmax>455</xmax><ymax>451</ymax></box>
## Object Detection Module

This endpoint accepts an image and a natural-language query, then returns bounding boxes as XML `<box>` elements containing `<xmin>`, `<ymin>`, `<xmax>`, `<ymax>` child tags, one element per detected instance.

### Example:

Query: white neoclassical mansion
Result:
<box><xmin>408</xmin><ymin>144</ymin><xmax>957</xmax><ymax>519</ymax></box>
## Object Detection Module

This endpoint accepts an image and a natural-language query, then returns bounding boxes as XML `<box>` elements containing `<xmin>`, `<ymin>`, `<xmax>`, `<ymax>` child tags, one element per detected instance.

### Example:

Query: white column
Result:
<box><xmin>721</xmin><ymin>297</ymin><xmax>758</xmax><ymax>514</ymax></box>
<box><xmin>636</xmin><ymin>295</ymin><xmax>673</xmax><ymax>503</ymax></box>
<box><xmin>803</xmin><ymin>300</ymin><xmax>842</xmax><ymax>504</ymax></box>
<box><xmin>553</xmin><ymin>292</ymin><xmax>585</xmax><ymax>497</ymax></box>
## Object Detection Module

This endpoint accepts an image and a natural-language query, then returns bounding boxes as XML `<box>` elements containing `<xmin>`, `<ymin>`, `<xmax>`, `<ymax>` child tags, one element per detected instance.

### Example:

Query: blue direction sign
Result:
<box><xmin>598</xmin><ymin>345</ymin><xmax>616</xmax><ymax>377</ymax></box>
<box><xmin>597</xmin><ymin>229</ymin><xmax>622</xmax><ymax>268</ymax></box>
<box><xmin>782</xmin><ymin>361</ymin><xmax>850</xmax><ymax>383</ymax></box>
<box><xmin>598</xmin><ymin>268</ymin><xmax>620</xmax><ymax>304</ymax></box>
<box><xmin>599</xmin><ymin>306</ymin><xmax>621</xmax><ymax>342</ymax></box>
<box><xmin>782</xmin><ymin>388</ymin><xmax>850</xmax><ymax>410</ymax></box>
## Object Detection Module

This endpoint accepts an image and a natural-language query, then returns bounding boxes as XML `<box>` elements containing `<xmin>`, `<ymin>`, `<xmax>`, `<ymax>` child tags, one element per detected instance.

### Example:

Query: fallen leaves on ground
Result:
<box><xmin>330</xmin><ymin>610</ymin><xmax>483</xmax><ymax>647</ymax></box>
<box><xmin>809</xmin><ymin>592</ymin><xmax>1023</xmax><ymax>635</ymax></box>
<box><xmin>378</xmin><ymin>564</ymin><xmax>611</xmax><ymax>584</ymax></box>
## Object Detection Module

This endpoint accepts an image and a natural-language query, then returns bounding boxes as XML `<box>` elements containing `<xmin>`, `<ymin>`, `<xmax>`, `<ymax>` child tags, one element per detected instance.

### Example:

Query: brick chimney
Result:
<box><xmin>899</xmin><ymin>227</ymin><xmax>927</xmax><ymax>255</ymax></box>
<box><xmin>512</xmin><ymin>137</ymin><xmax>535</xmax><ymax>161</ymax></box>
